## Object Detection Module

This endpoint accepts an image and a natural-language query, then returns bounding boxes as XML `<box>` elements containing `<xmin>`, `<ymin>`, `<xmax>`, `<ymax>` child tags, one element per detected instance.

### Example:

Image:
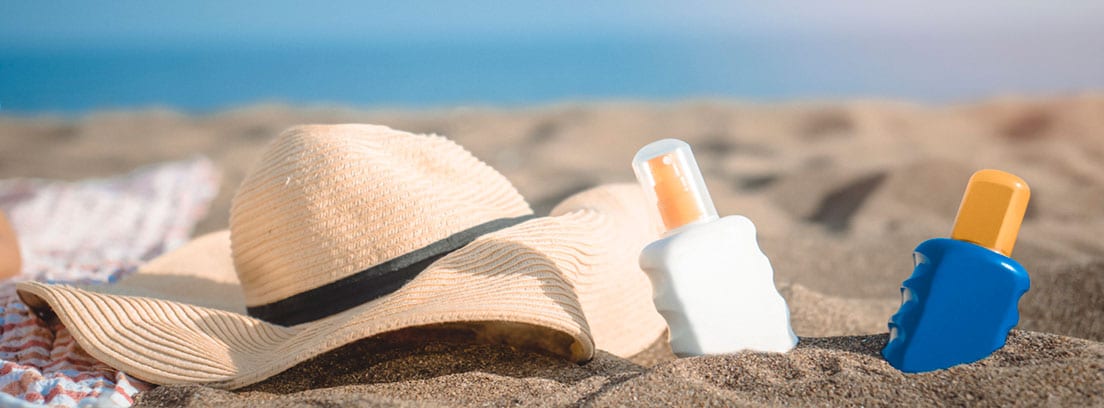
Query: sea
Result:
<box><xmin>2</xmin><ymin>36</ymin><xmax>1101</xmax><ymax>115</ymax></box>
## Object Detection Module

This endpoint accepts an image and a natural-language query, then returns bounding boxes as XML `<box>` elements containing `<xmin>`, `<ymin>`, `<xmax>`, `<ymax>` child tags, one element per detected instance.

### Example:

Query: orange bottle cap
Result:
<box><xmin>633</xmin><ymin>139</ymin><xmax>718</xmax><ymax>233</ymax></box>
<box><xmin>950</xmin><ymin>169</ymin><xmax>1030</xmax><ymax>257</ymax></box>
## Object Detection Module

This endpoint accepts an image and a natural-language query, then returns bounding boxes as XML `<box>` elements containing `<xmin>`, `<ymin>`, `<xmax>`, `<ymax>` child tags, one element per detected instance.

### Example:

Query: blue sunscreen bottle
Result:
<box><xmin>883</xmin><ymin>169</ymin><xmax>1031</xmax><ymax>373</ymax></box>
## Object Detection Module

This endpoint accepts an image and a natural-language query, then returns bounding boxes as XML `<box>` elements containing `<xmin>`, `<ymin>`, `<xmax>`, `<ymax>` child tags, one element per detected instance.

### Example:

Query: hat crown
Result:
<box><xmin>229</xmin><ymin>125</ymin><xmax>532</xmax><ymax>308</ymax></box>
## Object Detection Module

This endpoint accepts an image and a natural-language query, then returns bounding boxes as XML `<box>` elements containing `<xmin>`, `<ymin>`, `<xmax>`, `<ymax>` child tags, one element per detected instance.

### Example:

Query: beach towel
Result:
<box><xmin>0</xmin><ymin>158</ymin><xmax>218</xmax><ymax>407</ymax></box>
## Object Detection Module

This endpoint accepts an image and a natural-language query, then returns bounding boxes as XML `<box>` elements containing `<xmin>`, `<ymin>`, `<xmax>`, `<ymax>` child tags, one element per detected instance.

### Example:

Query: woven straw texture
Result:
<box><xmin>230</xmin><ymin>125</ymin><xmax>533</xmax><ymax>306</ymax></box>
<box><xmin>16</xmin><ymin>124</ymin><xmax>666</xmax><ymax>390</ymax></box>
<box><xmin>551</xmin><ymin>184</ymin><xmax>667</xmax><ymax>356</ymax></box>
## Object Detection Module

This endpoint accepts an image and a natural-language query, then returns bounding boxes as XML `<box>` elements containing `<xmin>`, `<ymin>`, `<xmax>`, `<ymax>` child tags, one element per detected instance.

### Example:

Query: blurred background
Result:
<box><xmin>2</xmin><ymin>0</ymin><xmax>1102</xmax><ymax>114</ymax></box>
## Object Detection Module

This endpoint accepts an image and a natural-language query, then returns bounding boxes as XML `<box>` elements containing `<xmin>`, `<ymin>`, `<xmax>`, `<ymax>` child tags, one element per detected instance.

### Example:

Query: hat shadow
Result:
<box><xmin>216</xmin><ymin>239</ymin><xmax>622</xmax><ymax>394</ymax></box>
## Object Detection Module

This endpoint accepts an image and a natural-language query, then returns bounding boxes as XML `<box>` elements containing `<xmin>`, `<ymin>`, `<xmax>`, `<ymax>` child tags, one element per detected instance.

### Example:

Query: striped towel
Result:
<box><xmin>0</xmin><ymin>158</ymin><xmax>219</xmax><ymax>407</ymax></box>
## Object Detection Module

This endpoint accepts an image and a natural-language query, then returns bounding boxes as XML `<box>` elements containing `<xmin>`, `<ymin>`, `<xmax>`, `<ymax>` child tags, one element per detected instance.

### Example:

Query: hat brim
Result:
<box><xmin>17</xmin><ymin>184</ymin><xmax>666</xmax><ymax>389</ymax></box>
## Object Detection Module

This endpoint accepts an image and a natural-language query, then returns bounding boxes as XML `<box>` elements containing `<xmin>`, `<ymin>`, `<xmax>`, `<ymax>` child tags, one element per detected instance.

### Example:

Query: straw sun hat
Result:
<box><xmin>16</xmin><ymin>124</ymin><xmax>667</xmax><ymax>389</ymax></box>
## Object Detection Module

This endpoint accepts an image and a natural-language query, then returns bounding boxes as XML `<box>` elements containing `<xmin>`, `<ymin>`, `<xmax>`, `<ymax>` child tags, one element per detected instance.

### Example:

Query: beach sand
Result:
<box><xmin>2</xmin><ymin>95</ymin><xmax>1102</xmax><ymax>406</ymax></box>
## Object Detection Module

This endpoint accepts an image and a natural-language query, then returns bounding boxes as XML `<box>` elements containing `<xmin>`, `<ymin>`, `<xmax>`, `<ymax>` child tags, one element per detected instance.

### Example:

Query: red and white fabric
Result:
<box><xmin>0</xmin><ymin>158</ymin><xmax>218</xmax><ymax>407</ymax></box>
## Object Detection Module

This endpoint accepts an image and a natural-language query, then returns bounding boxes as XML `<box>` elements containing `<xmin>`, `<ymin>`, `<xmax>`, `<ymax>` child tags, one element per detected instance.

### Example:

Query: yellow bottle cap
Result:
<box><xmin>950</xmin><ymin>169</ymin><xmax>1030</xmax><ymax>257</ymax></box>
<box><xmin>632</xmin><ymin>139</ymin><xmax>718</xmax><ymax>233</ymax></box>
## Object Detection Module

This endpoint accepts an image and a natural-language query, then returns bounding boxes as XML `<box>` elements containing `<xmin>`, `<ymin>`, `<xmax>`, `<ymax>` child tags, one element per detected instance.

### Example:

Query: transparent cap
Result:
<box><xmin>632</xmin><ymin>138</ymin><xmax>718</xmax><ymax>234</ymax></box>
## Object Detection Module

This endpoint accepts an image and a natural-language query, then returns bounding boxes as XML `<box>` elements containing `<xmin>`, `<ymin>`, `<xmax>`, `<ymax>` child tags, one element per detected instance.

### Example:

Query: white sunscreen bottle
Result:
<box><xmin>633</xmin><ymin>138</ymin><xmax>797</xmax><ymax>356</ymax></box>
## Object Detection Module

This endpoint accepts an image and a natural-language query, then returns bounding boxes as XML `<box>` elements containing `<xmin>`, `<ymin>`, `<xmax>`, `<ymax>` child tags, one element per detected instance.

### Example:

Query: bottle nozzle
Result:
<box><xmin>950</xmin><ymin>169</ymin><xmax>1030</xmax><ymax>257</ymax></box>
<box><xmin>633</xmin><ymin>139</ymin><xmax>718</xmax><ymax>233</ymax></box>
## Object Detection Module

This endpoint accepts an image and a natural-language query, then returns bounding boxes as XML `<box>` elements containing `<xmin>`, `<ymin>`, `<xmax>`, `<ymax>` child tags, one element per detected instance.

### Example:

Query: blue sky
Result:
<box><xmin>4</xmin><ymin>1</ymin><xmax>1103</xmax><ymax>47</ymax></box>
